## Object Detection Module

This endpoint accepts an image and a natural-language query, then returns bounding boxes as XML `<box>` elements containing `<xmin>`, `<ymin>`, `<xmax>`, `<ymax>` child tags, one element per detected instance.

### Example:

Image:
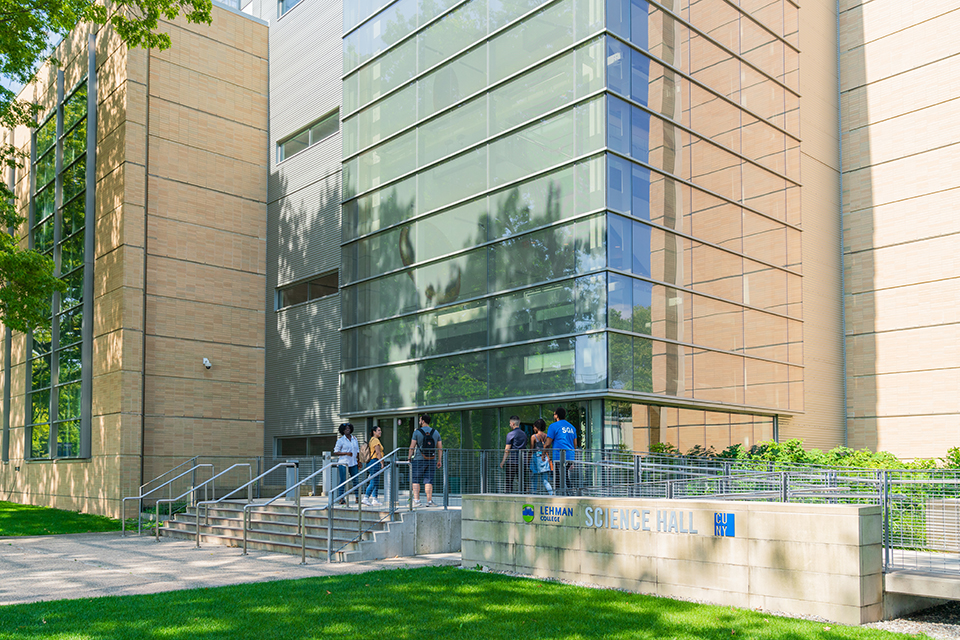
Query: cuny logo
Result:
<box><xmin>522</xmin><ymin>504</ymin><xmax>535</xmax><ymax>523</ymax></box>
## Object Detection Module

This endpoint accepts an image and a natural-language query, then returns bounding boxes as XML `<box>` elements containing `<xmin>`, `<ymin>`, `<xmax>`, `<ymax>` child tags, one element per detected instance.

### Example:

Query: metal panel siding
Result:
<box><xmin>269</xmin><ymin>0</ymin><xmax>343</xmax><ymax>153</ymax></box>
<box><xmin>264</xmin><ymin>0</ymin><xmax>345</xmax><ymax>447</ymax></box>
<box><xmin>264</xmin><ymin>294</ymin><xmax>342</xmax><ymax>443</ymax></box>
<box><xmin>269</xmin><ymin>173</ymin><xmax>342</xmax><ymax>286</ymax></box>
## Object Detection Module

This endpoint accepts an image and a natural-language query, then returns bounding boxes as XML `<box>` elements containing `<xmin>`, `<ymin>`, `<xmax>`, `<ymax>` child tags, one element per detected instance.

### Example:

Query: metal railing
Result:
<box><xmin>154</xmin><ymin>464</ymin><xmax>252</xmax><ymax>541</ymax></box>
<box><xmin>241</xmin><ymin>461</ymin><xmax>337</xmax><ymax>555</ymax></box>
<box><xmin>300</xmin><ymin>449</ymin><xmax>407</xmax><ymax>563</ymax></box>
<box><xmin>195</xmin><ymin>462</ymin><xmax>297</xmax><ymax>548</ymax></box>
<box><xmin>121</xmin><ymin>464</ymin><xmax>213</xmax><ymax>536</ymax></box>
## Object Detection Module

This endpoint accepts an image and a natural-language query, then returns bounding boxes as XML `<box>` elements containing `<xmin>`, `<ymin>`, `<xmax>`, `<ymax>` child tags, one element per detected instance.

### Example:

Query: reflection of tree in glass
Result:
<box><xmin>30</xmin><ymin>356</ymin><xmax>50</xmax><ymax>389</ymax></box>
<box><xmin>421</xmin><ymin>356</ymin><xmax>486</xmax><ymax>408</ymax></box>
<box><xmin>31</xmin><ymin>426</ymin><xmax>49</xmax><ymax>458</ymax></box>
<box><xmin>485</xmin><ymin>181</ymin><xmax>571</xmax><ymax>294</ymax></box>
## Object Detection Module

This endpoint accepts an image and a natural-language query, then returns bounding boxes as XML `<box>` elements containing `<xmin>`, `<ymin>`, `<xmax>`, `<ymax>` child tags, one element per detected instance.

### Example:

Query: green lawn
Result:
<box><xmin>0</xmin><ymin>566</ymin><xmax>927</xmax><ymax>640</ymax></box>
<box><xmin>0</xmin><ymin>501</ymin><xmax>121</xmax><ymax>536</ymax></box>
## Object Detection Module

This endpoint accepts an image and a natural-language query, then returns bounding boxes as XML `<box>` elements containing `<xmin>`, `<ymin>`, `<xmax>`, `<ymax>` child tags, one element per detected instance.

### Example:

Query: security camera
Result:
<box><xmin>202</xmin><ymin>358</ymin><xmax>212</xmax><ymax>370</ymax></box>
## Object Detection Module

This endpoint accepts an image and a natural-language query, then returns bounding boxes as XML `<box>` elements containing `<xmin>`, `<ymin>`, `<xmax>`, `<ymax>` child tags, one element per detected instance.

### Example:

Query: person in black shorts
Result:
<box><xmin>408</xmin><ymin>414</ymin><xmax>442</xmax><ymax>507</ymax></box>
<box><xmin>499</xmin><ymin>415</ymin><xmax>527</xmax><ymax>493</ymax></box>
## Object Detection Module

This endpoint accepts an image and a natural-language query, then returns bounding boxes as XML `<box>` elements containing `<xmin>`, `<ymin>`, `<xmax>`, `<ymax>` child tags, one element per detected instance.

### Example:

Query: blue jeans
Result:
<box><xmin>364</xmin><ymin>460</ymin><xmax>381</xmax><ymax>499</ymax></box>
<box><xmin>337</xmin><ymin>465</ymin><xmax>359</xmax><ymax>502</ymax></box>
<box><xmin>533</xmin><ymin>471</ymin><xmax>554</xmax><ymax>496</ymax></box>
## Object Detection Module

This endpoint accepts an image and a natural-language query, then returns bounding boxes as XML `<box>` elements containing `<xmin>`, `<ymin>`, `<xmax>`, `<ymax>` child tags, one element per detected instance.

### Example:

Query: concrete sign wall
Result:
<box><xmin>463</xmin><ymin>496</ymin><xmax>883</xmax><ymax>625</ymax></box>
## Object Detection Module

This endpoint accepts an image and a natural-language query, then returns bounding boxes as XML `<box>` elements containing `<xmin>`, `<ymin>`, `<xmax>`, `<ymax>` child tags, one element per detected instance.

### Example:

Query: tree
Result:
<box><xmin>0</xmin><ymin>0</ymin><xmax>212</xmax><ymax>333</ymax></box>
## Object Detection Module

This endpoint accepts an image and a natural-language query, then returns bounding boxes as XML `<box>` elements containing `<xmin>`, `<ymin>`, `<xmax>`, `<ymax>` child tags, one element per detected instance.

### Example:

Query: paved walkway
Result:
<box><xmin>0</xmin><ymin>532</ymin><xmax>462</xmax><ymax>606</ymax></box>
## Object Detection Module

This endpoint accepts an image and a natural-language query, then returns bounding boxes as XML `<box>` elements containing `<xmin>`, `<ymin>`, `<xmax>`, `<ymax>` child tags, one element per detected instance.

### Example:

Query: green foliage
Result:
<box><xmin>674</xmin><ymin>438</ymin><xmax>959</xmax><ymax>470</ymax></box>
<box><xmin>0</xmin><ymin>566</ymin><xmax>923</xmax><ymax>640</ymax></box>
<box><xmin>648</xmin><ymin>441</ymin><xmax>679</xmax><ymax>455</ymax></box>
<box><xmin>942</xmin><ymin>447</ymin><xmax>960</xmax><ymax>469</ymax></box>
<box><xmin>0</xmin><ymin>500</ymin><xmax>121</xmax><ymax>536</ymax></box>
<box><xmin>0</xmin><ymin>0</ymin><xmax>212</xmax><ymax>333</ymax></box>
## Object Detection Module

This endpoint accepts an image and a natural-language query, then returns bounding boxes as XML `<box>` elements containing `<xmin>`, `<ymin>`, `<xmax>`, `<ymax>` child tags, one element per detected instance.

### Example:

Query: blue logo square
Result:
<box><xmin>714</xmin><ymin>513</ymin><xmax>735</xmax><ymax>537</ymax></box>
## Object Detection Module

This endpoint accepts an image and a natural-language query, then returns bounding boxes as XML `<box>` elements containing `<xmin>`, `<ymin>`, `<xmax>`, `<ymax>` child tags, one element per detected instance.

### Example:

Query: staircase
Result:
<box><xmin>159</xmin><ymin>500</ymin><xmax>395</xmax><ymax>561</ymax></box>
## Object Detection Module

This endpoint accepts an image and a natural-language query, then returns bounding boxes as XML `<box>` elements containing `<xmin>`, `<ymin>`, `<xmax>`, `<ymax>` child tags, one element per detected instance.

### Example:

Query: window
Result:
<box><xmin>277</xmin><ymin>271</ymin><xmax>339</xmax><ymax>309</ymax></box>
<box><xmin>277</xmin><ymin>110</ymin><xmax>339</xmax><ymax>162</ymax></box>
<box><xmin>278</xmin><ymin>0</ymin><xmax>302</xmax><ymax>17</ymax></box>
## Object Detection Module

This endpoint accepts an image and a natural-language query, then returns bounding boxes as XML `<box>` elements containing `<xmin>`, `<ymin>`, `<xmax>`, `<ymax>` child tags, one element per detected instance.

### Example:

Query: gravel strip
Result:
<box><xmin>865</xmin><ymin>602</ymin><xmax>960</xmax><ymax>639</ymax></box>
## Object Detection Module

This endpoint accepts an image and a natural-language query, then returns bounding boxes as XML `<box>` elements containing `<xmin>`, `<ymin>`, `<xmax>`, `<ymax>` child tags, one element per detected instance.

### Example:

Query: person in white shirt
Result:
<box><xmin>333</xmin><ymin>423</ymin><xmax>360</xmax><ymax>505</ymax></box>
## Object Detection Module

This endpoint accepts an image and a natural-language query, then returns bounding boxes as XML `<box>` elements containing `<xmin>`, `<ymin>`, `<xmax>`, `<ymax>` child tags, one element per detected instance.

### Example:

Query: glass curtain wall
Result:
<box><xmin>341</xmin><ymin>0</ymin><xmax>609</xmax><ymax>414</ymax></box>
<box><xmin>27</xmin><ymin>79</ymin><xmax>89</xmax><ymax>459</ymax></box>
<box><xmin>340</xmin><ymin>0</ymin><xmax>800</xmax><ymax>451</ymax></box>
<box><xmin>602</xmin><ymin>0</ymin><xmax>802</xmax><ymax>422</ymax></box>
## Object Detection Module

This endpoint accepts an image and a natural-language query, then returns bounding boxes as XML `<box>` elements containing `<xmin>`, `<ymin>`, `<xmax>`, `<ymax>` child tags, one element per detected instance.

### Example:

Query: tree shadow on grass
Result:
<box><xmin>0</xmin><ymin>566</ymin><xmax>917</xmax><ymax>640</ymax></box>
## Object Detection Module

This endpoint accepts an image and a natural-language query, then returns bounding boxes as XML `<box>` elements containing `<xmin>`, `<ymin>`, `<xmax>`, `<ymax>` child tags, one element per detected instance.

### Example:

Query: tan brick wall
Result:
<box><xmin>841</xmin><ymin>2</ymin><xmax>960</xmax><ymax>458</ymax></box>
<box><xmin>779</xmin><ymin>0</ymin><xmax>846</xmax><ymax>450</ymax></box>
<box><xmin>0</xmin><ymin>7</ymin><xmax>268</xmax><ymax>517</ymax></box>
<box><xmin>139</xmin><ymin>8</ymin><xmax>268</xmax><ymax>471</ymax></box>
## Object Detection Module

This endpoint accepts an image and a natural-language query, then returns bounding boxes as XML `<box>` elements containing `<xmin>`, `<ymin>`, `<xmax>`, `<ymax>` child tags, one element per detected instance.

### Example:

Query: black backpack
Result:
<box><xmin>418</xmin><ymin>427</ymin><xmax>437</xmax><ymax>460</ymax></box>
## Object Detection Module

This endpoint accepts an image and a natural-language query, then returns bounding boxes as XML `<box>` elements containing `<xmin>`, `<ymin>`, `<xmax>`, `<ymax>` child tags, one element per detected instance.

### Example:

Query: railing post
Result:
<box><xmin>121</xmin><ymin>499</ymin><xmax>126</xmax><ymax>537</ymax></box>
<box><xmin>300</xmin><ymin>510</ymin><xmax>307</xmax><ymax>565</ymax></box>
<box><xmin>327</xmin><ymin>489</ymin><xmax>334</xmax><ymax>563</ymax></box>
<box><xmin>480</xmin><ymin>451</ymin><xmax>487</xmax><ymax>494</ymax></box>
<box><xmin>881</xmin><ymin>470</ymin><xmax>890</xmax><ymax>571</ymax></box>
<box><xmin>780</xmin><ymin>472</ymin><xmax>788</xmax><ymax>503</ymax></box>
<box><xmin>443</xmin><ymin>450</ymin><xmax>449</xmax><ymax>509</ymax></box>
<box><xmin>666</xmin><ymin>480</ymin><xmax>674</xmax><ymax>500</ymax></box>
<box><xmin>358</xmin><ymin>490</ymin><xmax>363</xmax><ymax>541</ymax></box>
<box><xmin>390</xmin><ymin>457</ymin><xmax>398</xmax><ymax>515</ymax></box>
<box><xmin>256</xmin><ymin>456</ymin><xmax>262</xmax><ymax>499</ymax></box>
<box><xmin>559</xmin><ymin>450</ymin><xmax>567</xmax><ymax>496</ymax></box>
<box><xmin>322</xmin><ymin>451</ymin><xmax>332</xmax><ymax>498</ymax></box>
<box><xmin>242</xmin><ymin>508</ymin><xmax>249</xmax><ymax>556</ymax></box>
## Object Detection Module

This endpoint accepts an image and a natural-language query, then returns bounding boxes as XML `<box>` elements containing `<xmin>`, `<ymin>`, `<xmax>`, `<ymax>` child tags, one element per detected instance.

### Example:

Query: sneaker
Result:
<box><xmin>370</xmin><ymin>498</ymin><xmax>382</xmax><ymax>506</ymax></box>
<box><xmin>412</xmin><ymin>500</ymin><xmax>422</xmax><ymax>507</ymax></box>
<box><xmin>361</xmin><ymin>497</ymin><xmax>371</xmax><ymax>506</ymax></box>
<box><xmin>426</xmin><ymin>500</ymin><xmax>436</xmax><ymax>507</ymax></box>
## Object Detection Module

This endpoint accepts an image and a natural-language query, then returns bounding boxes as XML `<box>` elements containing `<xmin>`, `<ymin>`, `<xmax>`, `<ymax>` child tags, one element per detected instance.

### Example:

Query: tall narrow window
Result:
<box><xmin>27</xmin><ymin>79</ymin><xmax>89</xmax><ymax>459</ymax></box>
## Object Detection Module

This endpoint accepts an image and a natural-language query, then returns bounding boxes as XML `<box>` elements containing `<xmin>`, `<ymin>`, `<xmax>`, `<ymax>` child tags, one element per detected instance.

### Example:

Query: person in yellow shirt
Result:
<box><xmin>362</xmin><ymin>425</ymin><xmax>385</xmax><ymax>506</ymax></box>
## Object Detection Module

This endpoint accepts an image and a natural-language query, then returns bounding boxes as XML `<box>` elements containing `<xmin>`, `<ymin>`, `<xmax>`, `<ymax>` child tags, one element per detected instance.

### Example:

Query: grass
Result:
<box><xmin>0</xmin><ymin>566</ymin><xmax>928</xmax><ymax>640</ymax></box>
<box><xmin>0</xmin><ymin>501</ymin><xmax>122</xmax><ymax>536</ymax></box>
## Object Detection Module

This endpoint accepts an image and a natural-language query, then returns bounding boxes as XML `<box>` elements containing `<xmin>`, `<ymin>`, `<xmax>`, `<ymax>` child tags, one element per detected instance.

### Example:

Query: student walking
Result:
<box><xmin>362</xmin><ymin>425</ymin><xmax>385</xmax><ymax>506</ymax></box>
<box><xmin>529</xmin><ymin>419</ymin><xmax>554</xmax><ymax>495</ymax></box>
<box><xmin>333</xmin><ymin>423</ymin><xmax>360</xmax><ymax>505</ymax></box>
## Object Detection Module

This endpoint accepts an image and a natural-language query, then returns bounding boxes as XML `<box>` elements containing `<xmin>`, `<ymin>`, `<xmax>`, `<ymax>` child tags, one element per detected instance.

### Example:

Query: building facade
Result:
<box><xmin>0</xmin><ymin>5</ymin><xmax>269</xmax><ymax>515</ymax></box>
<box><xmin>333</xmin><ymin>0</ymin><xmax>812</xmax><ymax>453</ymax></box>
<box><xmin>1</xmin><ymin>0</ymin><xmax>956</xmax><ymax>516</ymax></box>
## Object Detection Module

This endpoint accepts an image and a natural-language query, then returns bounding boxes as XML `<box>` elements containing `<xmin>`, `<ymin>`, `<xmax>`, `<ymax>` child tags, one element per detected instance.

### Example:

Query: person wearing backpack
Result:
<box><xmin>408</xmin><ymin>413</ymin><xmax>442</xmax><ymax>507</ymax></box>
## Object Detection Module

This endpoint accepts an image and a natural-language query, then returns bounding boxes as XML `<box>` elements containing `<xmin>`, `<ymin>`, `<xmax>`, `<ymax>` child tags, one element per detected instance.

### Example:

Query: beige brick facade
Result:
<box><xmin>0</xmin><ymin>7</ymin><xmax>268</xmax><ymax>516</ymax></box>
<box><xmin>840</xmin><ymin>2</ymin><xmax>960</xmax><ymax>458</ymax></box>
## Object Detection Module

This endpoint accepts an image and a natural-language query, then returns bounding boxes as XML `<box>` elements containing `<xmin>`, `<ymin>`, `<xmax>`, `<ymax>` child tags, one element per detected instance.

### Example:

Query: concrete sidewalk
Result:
<box><xmin>0</xmin><ymin>532</ymin><xmax>461</xmax><ymax>606</ymax></box>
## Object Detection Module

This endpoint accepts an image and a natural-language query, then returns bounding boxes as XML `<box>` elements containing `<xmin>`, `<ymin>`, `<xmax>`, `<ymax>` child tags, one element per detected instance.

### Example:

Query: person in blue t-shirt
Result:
<box><xmin>545</xmin><ymin>407</ymin><xmax>577</xmax><ymax>493</ymax></box>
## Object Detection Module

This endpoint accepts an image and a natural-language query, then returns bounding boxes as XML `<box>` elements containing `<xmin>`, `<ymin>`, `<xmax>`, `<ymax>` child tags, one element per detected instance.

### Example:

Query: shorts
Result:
<box><xmin>412</xmin><ymin>458</ymin><xmax>435</xmax><ymax>485</ymax></box>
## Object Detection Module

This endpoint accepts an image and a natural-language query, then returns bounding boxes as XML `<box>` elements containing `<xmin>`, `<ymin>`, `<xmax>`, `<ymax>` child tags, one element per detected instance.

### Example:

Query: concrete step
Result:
<box><xmin>159</xmin><ymin>527</ymin><xmax>360</xmax><ymax>559</ymax></box>
<box><xmin>163</xmin><ymin>518</ymin><xmax>383</xmax><ymax>543</ymax></box>
<box><xmin>169</xmin><ymin>512</ymin><xmax>389</xmax><ymax>533</ymax></box>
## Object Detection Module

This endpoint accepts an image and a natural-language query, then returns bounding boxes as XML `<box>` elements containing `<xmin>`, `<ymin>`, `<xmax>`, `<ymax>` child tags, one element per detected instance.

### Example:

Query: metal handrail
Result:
<box><xmin>300</xmin><ymin>449</ymin><xmax>404</xmax><ymax>564</ymax></box>
<box><xmin>121</xmin><ymin>464</ymin><xmax>214</xmax><ymax>537</ymax></box>
<box><xmin>195</xmin><ymin>462</ymin><xmax>296</xmax><ymax>548</ymax></box>
<box><xmin>154</xmin><ymin>464</ymin><xmax>252</xmax><ymax>541</ymax></box>
<box><xmin>241</xmin><ymin>461</ymin><xmax>336</xmax><ymax>555</ymax></box>
<box><xmin>140</xmin><ymin>456</ymin><xmax>199</xmax><ymax>495</ymax></box>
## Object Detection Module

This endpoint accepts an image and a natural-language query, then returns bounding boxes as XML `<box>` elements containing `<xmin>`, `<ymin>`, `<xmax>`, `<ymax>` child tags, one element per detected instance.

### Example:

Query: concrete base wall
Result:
<box><xmin>463</xmin><ymin>495</ymin><xmax>883</xmax><ymax>625</ymax></box>
<box><xmin>343</xmin><ymin>508</ymin><xmax>461</xmax><ymax>562</ymax></box>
